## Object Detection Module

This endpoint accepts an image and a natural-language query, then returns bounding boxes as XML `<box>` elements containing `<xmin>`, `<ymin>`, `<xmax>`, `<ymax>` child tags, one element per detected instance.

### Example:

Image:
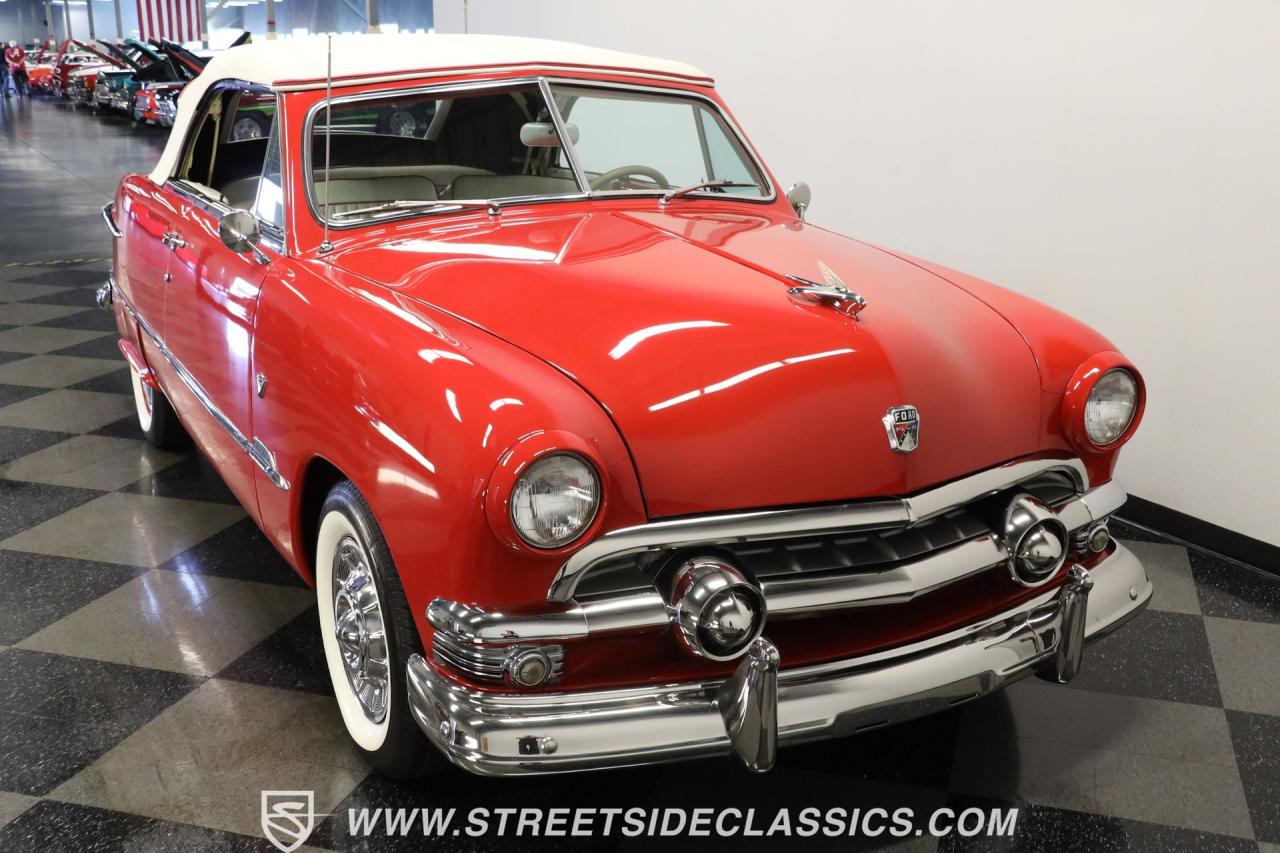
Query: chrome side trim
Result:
<box><xmin>547</xmin><ymin>458</ymin><xmax>1091</xmax><ymax>601</ymax></box>
<box><xmin>115</xmin><ymin>284</ymin><xmax>290</xmax><ymax>491</ymax></box>
<box><xmin>427</xmin><ymin>594</ymin><xmax>670</xmax><ymax>644</ymax></box>
<box><xmin>101</xmin><ymin>202</ymin><xmax>123</xmax><ymax>238</ymax></box>
<box><xmin>406</xmin><ymin>542</ymin><xmax>1151</xmax><ymax>775</ymax></box>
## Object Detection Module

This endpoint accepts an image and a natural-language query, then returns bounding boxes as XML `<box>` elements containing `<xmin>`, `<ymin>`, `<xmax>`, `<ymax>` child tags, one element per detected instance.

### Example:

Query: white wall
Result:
<box><xmin>434</xmin><ymin>0</ymin><xmax>1280</xmax><ymax>546</ymax></box>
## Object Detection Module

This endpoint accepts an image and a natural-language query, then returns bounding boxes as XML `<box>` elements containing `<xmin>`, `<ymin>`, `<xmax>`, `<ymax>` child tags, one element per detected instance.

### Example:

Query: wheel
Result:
<box><xmin>316</xmin><ymin>481</ymin><xmax>440</xmax><ymax>778</ymax></box>
<box><xmin>380</xmin><ymin>107</ymin><xmax>419</xmax><ymax>137</ymax></box>
<box><xmin>231</xmin><ymin>115</ymin><xmax>266</xmax><ymax>141</ymax></box>
<box><xmin>130</xmin><ymin>368</ymin><xmax>190</xmax><ymax>449</ymax></box>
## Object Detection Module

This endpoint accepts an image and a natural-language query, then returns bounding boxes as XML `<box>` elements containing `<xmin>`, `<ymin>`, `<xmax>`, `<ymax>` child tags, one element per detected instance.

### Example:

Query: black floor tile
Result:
<box><xmin>0</xmin><ymin>350</ymin><xmax>29</xmax><ymax>366</ymax></box>
<box><xmin>0</xmin><ymin>479</ymin><xmax>101</xmax><ymax>540</ymax></box>
<box><xmin>0</xmin><ymin>550</ymin><xmax>144</xmax><ymax>644</ymax></box>
<box><xmin>19</xmin><ymin>288</ymin><xmax>101</xmax><ymax>307</ymax></box>
<box><xmin>217</xmin><ymin>606</ymin><xmax>329</xmax><ymax>694</ymax></box>
<box><xmin>0</xmin><ymin>383</ymin><xmax>47</xmax><ymax>409</ymax></box>
<box><xmin>0</xmin><ymin>710</ymin><xmax>131</xmax><ymax>796</ymax></box>
<box><xmin>0</xmin><ymin>800</ymin><xmax>278</xmax><ymax>853</ymax></box>
<box><xmin>1108</xmin><ymin>518</ymin><xmax>1173</xmax><ymax>546</ymax></box>
<box><xmin>1226</xmin><ymin>709</ymin><xmax>1280</xmax><ymax>844</ymax></box>
<box><xmin>89</xmin><ymin>414</ymin><xmax>143</xmax><ymax>440</ymax></box>
<box><xmin>34</xmin><ymin>308</ymin><xmax>119</xmax><ymax>332</ymax></box>
<box><xmin>786</xmin><ymin>706</ymin><xmax>960</xmax><ymax>789</ymax></box>
<box><xmin>157</xmin><ymin>517</ymin><xmax>304</xmax><ymax>586</ymax></box>
<box><xmin>0</xmin><ymin>650</ymin><xmax>199</xmax><ymax>795</ymax></box>
<box><xmin>936</xmin><ymin>796</ymin><xmax>1256</xmax><ymax>852</ymax></box>
<box><xmin>13</xmin><ymin>269</ymin><xmax>110</xmax><ymax>287</ymax></box>
<box><xmin>1190</xmin><ymin>550</ymin><xmax>1280</xmax><ymax>626</ymax></box>
<box><xmin>121</xmin><ymin>452</ymin><xmax>239</xmax><ymax>505</ymax></box>
<box><xmin>0</xmin><ymin>648</ymin><xmax>198</xmax><ymax>733</ymax></box>
<box><xmin>49</xmin><ymin>334</ymin><xmax>123</xmax><ymax>360</ymax></box>
<box><xmin>1066</xmin><ymin>609</ymin><xmax>1222</xmax><ymax>706</ymax></box>
<box><xmin>0</xmin><ymin>425</ymin><xmax>74</xmax><ymax>465</ymax></box>
<box><xmin>67</xmin><ymin>367</ymin><xmax>132</xmax><ymax>395</ymax></box>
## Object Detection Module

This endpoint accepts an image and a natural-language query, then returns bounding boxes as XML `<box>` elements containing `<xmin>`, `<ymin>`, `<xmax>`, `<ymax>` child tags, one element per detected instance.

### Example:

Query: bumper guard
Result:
<box><xmin>407</xmin><ymin>541</ymin><xmax>1150</xmax><ymax>775</ymax></box>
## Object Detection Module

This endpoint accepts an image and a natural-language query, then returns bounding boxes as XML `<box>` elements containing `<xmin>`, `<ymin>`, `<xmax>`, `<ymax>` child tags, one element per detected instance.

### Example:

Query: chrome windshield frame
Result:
<box><xmin>300</xmin><ymin>73</ymin><xmax>777</xmax><ymax>233</ymax></box>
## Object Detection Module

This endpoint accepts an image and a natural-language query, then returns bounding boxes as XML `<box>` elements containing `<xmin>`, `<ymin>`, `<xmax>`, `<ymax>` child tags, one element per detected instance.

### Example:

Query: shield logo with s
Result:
<box><xmin>261</xmin><ymin>790</ymin><xmax>315</xmax><ymax>853</ymax></box>
<box><xmin>883</xmin><ymin>405</ymin><xmax>920</xmax><ymax>453</ymax></box>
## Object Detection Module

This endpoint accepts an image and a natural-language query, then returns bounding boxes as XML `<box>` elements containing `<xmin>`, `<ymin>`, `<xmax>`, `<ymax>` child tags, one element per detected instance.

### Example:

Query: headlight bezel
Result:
<box><xmin>1062</xmin><ymin>353</ymin><xmax>1145</xmax><ymax>454</ymax></box>
<box><xmin>484</xmin><ymin>430</ymin><xmax>609</xmax><ymax>557</ymax></box>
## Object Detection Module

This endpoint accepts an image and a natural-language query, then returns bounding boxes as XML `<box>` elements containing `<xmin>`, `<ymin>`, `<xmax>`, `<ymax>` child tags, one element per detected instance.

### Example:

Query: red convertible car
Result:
<box><xmin>100</xmin><ymin>34</ymin><xmax>1150</xmax><ymax>777</ymax></box>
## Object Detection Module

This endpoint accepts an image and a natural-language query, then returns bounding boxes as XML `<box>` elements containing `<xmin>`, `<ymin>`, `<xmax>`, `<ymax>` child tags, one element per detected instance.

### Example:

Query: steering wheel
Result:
<box><xmin>590</xmin><ymin>165</ymin><xmax>671</xmax><ymax>191</ymax></box>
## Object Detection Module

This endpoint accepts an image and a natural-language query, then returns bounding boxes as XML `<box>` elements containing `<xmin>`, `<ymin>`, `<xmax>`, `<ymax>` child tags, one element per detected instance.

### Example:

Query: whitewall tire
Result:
<box><xmin>130</xmin><ymin>368</ymin><xmax>188</xmax><ymax>449</ymax></box>
<box><xmin>315</xmin><ymin>481</ymin><xmax>439</xmax><ymax>777</ymax></box>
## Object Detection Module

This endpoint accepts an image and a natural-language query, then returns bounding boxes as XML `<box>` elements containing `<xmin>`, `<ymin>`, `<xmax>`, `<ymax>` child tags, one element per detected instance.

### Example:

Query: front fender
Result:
<box><xmin>250</xmin><ymin>259</ymin><xmax>646</xmax><ymax>644</ymax></box>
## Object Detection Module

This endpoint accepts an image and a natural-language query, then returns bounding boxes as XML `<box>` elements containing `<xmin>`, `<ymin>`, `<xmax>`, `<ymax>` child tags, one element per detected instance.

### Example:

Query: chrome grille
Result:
<box><xmin>432</xmin><ymin>630</ymin><xmax>565</xmax><ymax>686</ymax></box>
<box><xmin>728</xmin><ymin>509</ymin><xmax>988</xmax><ymax>581</ymax></box>
<box><xmin>571</xmin><ymin>466</ymin><xmax>1084</xmax><ymax>599</ymax></box>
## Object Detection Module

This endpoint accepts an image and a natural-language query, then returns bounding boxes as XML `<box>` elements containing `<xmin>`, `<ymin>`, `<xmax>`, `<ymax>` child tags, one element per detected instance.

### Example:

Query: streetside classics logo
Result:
<box><xmin>261</xmin><ymin>790</ymin><xmax>317</xmax><ymax>853</ymax></box>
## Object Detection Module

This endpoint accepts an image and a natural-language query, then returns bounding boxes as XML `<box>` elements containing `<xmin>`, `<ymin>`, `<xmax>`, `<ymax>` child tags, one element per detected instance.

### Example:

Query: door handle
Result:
<box><xmin>162</xmin><ymin>231</ymin><xmax>187</xmax><ymax>250</ymax></box>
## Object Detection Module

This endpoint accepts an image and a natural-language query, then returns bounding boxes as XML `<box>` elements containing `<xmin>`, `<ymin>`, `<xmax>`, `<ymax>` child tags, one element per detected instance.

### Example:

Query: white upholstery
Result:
<box><xmin>313</xmin><ymin>166</ymin><xmax>440</xmax><ymax>214</ymax></box>
<box><xmin>449</xmin><ymin>174</ymin><xmax>576</xmax><ymax>200</ymax></box>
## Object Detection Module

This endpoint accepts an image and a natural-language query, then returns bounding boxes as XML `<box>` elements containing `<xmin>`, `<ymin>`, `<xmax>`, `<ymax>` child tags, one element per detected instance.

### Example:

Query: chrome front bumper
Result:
<box><xmin>407</xmin><ymin>541</ymin><xmax>1151</xmax><ymax>775</ymax></box>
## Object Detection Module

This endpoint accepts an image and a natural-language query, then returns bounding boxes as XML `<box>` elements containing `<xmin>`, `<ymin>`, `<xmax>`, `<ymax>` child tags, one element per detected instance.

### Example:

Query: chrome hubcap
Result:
<box><xmin>389</xmin><ymin>110</ymin><xmax>415</xmax><ymax>136</ymax></box>
<box><xmin>331</xmin><ymin>535</ymin><xmax>389</xmax><ymax>723</ymax></box>
<box><xmin>233</xmin><ymin>118</ymin><xmax>262</xmax><ymax>141</ymax></box>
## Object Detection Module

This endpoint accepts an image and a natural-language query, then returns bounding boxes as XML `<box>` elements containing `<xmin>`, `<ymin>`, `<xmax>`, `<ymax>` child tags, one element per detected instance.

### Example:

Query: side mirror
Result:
<box><xmin>786</xmin><ymin>182</ymin><xmax>811</xmax><ymax>220</ymax></box>
<box><xmin>218</xmin><ymin>209</ymin><xmax>268</xmax><ymax>264</ymax></box>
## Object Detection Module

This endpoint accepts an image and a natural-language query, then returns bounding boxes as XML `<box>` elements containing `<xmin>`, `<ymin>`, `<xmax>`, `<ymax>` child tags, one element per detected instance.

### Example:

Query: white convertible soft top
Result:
<box><xmin>147</xmin><ymin>33</ymin><xmax>713</xmax><ymax>184</ymax></box>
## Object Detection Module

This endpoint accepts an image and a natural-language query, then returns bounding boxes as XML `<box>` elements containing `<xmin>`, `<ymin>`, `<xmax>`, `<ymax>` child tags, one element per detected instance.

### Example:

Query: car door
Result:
<box><xmin>158</xmin><ymin>86</ymin><xmax>279</xmax><ymax>514</ymax></box>
<box><xmin>117</xmin><ymin>178</ymin><xmax>178</xmax><ymax>333</ymax></box>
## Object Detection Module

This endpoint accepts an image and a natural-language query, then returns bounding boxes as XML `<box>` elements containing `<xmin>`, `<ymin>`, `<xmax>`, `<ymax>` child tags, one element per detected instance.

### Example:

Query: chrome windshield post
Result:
<box><xmin>538</xmin><ymin>76</ymin><xmax>590</xmax><ymax>195</ymax></box>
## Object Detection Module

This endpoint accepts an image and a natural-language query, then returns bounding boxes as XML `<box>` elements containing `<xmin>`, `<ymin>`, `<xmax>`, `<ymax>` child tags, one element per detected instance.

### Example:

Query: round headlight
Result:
<box><xmin>509</xmin><ymin>454</ymin><xmax>600</xmax><ymax>549</ymax></box>
<box><xmin>1084</xmin><ymin>369</ymin><xmax>1138</xmax><ymax>445</ymax></box>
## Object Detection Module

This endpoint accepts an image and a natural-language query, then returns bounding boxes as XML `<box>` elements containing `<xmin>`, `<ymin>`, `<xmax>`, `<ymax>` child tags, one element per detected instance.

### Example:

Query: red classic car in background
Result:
<box><xmin>23</xmin><ymin>44</ymin><xmax>57</xmax><ymax>93</ymax></box>
<box><xmin>100</xmin><ymin>34</ymin><xmax>1150</xmax><ymax>777</ymax></box>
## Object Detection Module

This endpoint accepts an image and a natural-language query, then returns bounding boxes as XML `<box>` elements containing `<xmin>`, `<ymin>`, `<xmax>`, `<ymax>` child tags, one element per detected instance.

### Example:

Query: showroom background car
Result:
<box><xmin>98</xmin><ymin>33</ymin><xmax>1150</xmax><ymax>778</ymax></box>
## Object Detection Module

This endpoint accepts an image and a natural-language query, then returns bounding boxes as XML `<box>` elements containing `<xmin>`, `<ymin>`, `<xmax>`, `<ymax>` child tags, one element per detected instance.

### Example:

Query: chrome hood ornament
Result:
<box><xmin>784</xmin><ymin>260</ymin><xmax>867</xmax><ymax>317</ymax></box>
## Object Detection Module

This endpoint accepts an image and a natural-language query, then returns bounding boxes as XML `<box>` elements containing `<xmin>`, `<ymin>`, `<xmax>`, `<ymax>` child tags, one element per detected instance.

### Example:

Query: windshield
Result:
<box><xmin>307</xmin><ymin>80</ymin><xmax>770</xmax><ymax>225</ymax></box>
<box><xmin>549</xmin><ymin>84</ymin><xmax>766</xmax><ymax>198</ymax></box>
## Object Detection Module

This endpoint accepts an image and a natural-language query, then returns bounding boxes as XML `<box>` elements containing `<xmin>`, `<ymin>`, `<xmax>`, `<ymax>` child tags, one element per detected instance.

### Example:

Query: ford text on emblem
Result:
<box><xmin>883</xmin><ymin>405</ymin><xmax>920</xmax><ymax>453</ymax></box>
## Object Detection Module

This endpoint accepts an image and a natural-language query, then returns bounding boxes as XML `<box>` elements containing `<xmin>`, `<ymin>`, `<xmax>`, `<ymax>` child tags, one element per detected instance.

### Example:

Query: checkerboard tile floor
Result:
<box><xmin>1</xmin><ymin>260</ymin><xmax>1279</xmax><ymax>853</ymax></box>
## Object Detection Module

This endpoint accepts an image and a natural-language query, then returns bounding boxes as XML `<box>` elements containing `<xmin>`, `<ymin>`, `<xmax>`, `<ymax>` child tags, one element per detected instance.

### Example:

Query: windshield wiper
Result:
<box><xmin>660</xmin><ymin>178</ymin><xmax>758</xmax><ymax>206</ymax></box>
<box><xmin>329</xmin><ymin>199</ymin><xmax>502</xmax><ymax>220</ymax></box>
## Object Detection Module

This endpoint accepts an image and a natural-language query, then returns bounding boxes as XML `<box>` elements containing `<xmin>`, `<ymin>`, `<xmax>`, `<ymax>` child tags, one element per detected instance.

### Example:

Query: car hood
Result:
<box><xmin>329</xmin><ymin>207</ymin><xmax>1045</xmax><ymax>518</ymax></box>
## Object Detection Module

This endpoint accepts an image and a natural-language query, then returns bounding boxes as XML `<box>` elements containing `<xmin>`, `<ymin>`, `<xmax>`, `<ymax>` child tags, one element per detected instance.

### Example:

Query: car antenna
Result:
<box><xmin>319</xmin><ymin>34</ymin><xmax>334</xmax><ymax>254</ymax></box>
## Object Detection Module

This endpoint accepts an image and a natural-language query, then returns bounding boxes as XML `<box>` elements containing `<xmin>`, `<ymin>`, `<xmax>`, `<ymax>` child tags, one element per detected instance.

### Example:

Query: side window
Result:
<box><xmin>174</xmin><ymin>86</ymin><xmax>277</xmax><ymax>212</ymax></box>
<box><xmin>180</xmin><ymin>96</ymin><xmax>222</xmax><ymax>190</ymax></box>
<box><xmin>254</xmin><ymin>112</ymin><xmax>285</xmax><ymax>232</ymax></box>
